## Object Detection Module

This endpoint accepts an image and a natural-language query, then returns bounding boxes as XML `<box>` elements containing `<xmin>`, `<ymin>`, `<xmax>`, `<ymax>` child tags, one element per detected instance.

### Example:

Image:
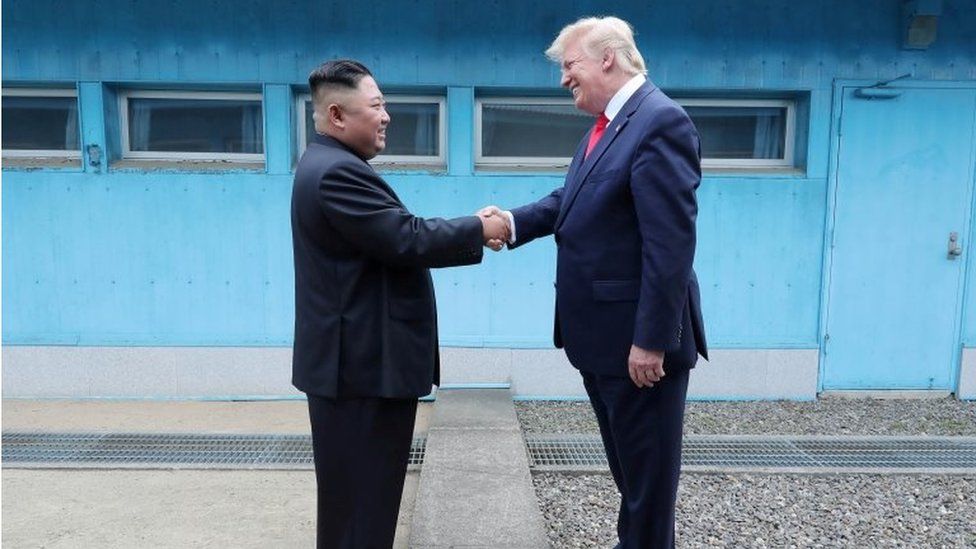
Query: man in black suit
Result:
<box><xmin>483</xmin><ymin>17</ymin><xmax>707</xmax><ymax>548</ymax></box>
<box><xmin>291</xmin><ymin>59</ymin><xmax>510</xmax><ymax>549</ymax></box>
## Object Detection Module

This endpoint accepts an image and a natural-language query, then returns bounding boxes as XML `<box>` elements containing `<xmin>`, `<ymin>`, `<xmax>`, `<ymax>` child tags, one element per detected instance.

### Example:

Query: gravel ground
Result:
<box><xmin>516</xmin><ymin>398</ymin><xmax>976</xmax><ymax>436</ymax></box>
<box><xmin>533</xmin><ymin>472</ymin><xmax>976</xmax><ymax>548</ymax></box>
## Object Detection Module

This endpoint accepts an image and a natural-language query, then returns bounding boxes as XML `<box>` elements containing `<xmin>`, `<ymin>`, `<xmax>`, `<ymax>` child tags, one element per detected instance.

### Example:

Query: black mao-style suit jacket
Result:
<box><xmin>291</xmin><ymin>133</ymin><xmax>483</xmax><ymax>399</ymax></box>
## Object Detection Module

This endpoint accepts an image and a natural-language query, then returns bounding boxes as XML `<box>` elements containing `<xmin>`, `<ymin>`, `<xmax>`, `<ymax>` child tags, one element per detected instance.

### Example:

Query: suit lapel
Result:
<box><xmin>564</xmin><ymin>137</ymin><xmax>587</xmax><ymax>190</ymax></box>
<box><xmin>554</xmin><ymin>81</ymin><xmax>656</xmax><ymax>231</ymax></box>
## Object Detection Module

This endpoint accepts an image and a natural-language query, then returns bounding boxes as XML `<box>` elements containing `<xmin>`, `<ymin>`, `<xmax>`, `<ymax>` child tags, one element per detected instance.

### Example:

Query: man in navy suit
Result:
<box><xmin>483</xmin><ymin>16</ymin><xmax>707</xmax><ymax>548</ymax></box>
<box><xmin>292</xmin><ymin>60</ymin><xmax>510</xmax><ymax>548</ymax></box>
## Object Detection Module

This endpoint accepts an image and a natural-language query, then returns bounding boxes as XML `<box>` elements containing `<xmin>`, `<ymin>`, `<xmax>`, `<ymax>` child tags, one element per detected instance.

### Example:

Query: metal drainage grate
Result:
<box><xmin>2</xmin><ymin>432</ymin><xmax>426</xmax><ymax>470</ymax></box>
<box><xmin>528</xmin><ymin>435</ymin><xmax>609</xmax><ymax>468</ymax></box>
<box><xmin>525</xmin><ymin>435</ymin><xmax>976</xmax><ymax>472</ymax></box>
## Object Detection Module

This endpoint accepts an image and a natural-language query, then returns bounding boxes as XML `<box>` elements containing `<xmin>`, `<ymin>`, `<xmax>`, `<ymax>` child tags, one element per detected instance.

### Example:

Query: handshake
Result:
<box><xmin>476</xmin><ymin>205</ymin><xmax>510</xmax><ymax>252</ymax></box>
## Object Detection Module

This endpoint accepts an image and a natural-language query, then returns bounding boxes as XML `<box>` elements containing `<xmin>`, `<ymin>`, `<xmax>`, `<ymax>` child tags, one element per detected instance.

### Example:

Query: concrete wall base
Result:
<box><xmin>3</xmin><ymin>345</ymin><xmax>821</xmax><ymax>400</ymax></box>
<box><xmin>1</xmin><ymin>346</ymin><xmax>300</xmax><ymax>399</ymax></box>
<box><xmin>959</xmin><ymin>348</ymin><xmax>976</xmax><ymax>400</ymax></box>
<box><xmin>445</xmin><ymin>347</ymin><xmax>820</xmax><ymax>400</ymax></box>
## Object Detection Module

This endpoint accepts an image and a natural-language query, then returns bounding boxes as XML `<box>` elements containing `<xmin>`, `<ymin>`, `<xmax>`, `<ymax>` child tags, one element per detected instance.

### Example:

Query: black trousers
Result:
<box><xmin>306</xmin><ymin>394</ymin><xmax>418</xmax><ymax>549</ymax></box>
<box><xmin>581</xmin><ymin>367</ymin><xmax>691</xmax><ymax>549</ymax></box>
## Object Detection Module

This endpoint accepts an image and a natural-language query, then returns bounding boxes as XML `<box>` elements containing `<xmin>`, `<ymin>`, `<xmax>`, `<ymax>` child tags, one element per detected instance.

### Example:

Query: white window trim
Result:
<box><xmin>475</xmin><ymin>97</ymin><xmax>578</xmax><ymax>168</ymax></box>
<box><xmin>677</xmin><ymin>98</ymin><xmax>796</xmax><ymax>169</ymax></box>
<box><xmin>298</xmin><ymin>94</ymin><xmax>446</xmax><ymax>166</ymax></box>
<box><xmin>2</xmin><ymin>87</ymin><xmax>81</xmax><ymax>159</ymax></box>
<box><xmin>119</xmin><ymin>90</ymin><xmax>265</xmax><ymax>162</ymax></box>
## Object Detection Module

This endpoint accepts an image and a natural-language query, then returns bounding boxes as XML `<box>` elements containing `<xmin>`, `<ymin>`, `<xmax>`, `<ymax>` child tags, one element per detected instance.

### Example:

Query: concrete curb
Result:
<box><xmin>409</xmin><ymin>389</ymin><xmax>548</xmax><ymax>548</ymax></box>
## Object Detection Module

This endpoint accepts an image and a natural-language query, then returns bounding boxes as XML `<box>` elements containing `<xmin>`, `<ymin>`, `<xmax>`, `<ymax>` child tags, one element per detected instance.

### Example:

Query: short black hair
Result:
<box><xmin>308</xmin><ymin>59</ymin><xmax>373</xmax><ymax>97</ymax></box>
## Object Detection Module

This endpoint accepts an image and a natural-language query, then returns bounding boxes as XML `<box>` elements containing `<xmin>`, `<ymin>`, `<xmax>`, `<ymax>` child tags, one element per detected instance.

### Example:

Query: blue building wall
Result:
<box><xmin>3</xmin><ymin>0</ymin><xmax>975</xmax><ymax>355</ymax></box>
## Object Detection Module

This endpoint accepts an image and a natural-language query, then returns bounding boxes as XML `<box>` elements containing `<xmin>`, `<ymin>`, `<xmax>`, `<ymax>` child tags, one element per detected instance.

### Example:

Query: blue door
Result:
<box><xmin>823</xmin><ymin>84</ymin><xmax>976</xmax><ymax>390</ymax></box>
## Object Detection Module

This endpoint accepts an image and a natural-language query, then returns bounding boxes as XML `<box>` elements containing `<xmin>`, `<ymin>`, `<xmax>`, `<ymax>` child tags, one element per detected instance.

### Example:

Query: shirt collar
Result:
<box><xmin>604</xmin><ymin>74</ymin><xmax>646</xmax><ymax>122</ymax></box>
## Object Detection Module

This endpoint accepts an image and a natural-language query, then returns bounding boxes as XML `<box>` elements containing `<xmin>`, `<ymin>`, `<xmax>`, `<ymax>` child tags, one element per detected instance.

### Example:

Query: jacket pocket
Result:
<box><xmin>388</xmin><ymin>298</ymin><xmax>433</xmax><ymax>321</ymax></box>
<box><xmin>592</xmin><ymin>279</ymin><xmax>640</xmax><ymax>302</ymax></box>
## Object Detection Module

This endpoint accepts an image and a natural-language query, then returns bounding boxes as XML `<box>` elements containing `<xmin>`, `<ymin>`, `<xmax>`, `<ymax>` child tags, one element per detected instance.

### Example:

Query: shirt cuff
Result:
<box><xmin>503</xmin><ymin>210</ymin><xmax>516</xmax><ymax>244</ymax></box>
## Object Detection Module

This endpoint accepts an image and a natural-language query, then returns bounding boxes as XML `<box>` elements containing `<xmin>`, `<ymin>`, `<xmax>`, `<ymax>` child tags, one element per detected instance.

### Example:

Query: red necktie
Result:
<box><xmin>584</xmin><ymin>113</ymin><xmax>610</xmax><ymax>158</ymax></box>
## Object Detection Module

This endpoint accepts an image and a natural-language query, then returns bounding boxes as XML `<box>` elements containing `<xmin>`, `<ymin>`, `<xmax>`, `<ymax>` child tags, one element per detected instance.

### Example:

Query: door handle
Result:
<box><xmin>948</xmin><ymin>232</ymin><xmax>963</xmax><ymax>259</ymax></box>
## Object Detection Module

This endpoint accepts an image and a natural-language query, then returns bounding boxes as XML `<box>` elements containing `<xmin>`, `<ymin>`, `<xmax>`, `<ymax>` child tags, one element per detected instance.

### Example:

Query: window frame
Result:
<box><xmin>297</xmin><ymin>94</ymin><xmax>446</xmax><ymax>166</ymax></box>
<box><xmin>475</xmin><ymin>97</ymin><xmax>582</xmax><ymax>168</ymax></box>
<box><xmin>677</xmin><ymin>98</ymin><xmax>796</xmax><ymax>169</ymax></box>
<box><xmin>119</xmin><ymin>89</ymin><xmax>265</xmax><ymax>162</ymax></box>
<box><xmin>1</xmin><ymin>87</ymin><xmax>81</xmax><ymax>159</ymax></box>
<box><xmin>474</xmin><ymin>96</ymin><xmax>798</xmax><ymax>171</ymax></box>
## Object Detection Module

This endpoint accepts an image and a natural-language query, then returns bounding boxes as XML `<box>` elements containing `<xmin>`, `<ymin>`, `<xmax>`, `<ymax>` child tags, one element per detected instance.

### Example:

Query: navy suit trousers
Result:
<box><xmin>581</xmin><ymin>367</ymin><xmax>690</xmax><ymax>549</ymax></box>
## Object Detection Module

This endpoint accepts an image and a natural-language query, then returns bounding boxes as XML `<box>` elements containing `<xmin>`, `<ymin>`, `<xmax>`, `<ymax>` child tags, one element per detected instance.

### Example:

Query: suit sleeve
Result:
<box><xmin>318</xmin><ymin>159</ymin><xmax>484</xmax><ymax>268</ymax></box>
<box><xmin>508</xmin><ymin>187</ymin><xmax>563</xmax><ymax>249</ymax></box>
<box><xmin>629</xmin><ymin>106</ymin><xmax>701</xmax><ymax>351</ymax></box>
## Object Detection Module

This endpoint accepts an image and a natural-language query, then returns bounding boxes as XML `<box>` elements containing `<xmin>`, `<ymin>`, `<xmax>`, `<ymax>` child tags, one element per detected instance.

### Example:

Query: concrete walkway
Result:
<box><xmin>410</xmin><ymin>389</ymin><xmax>548</xmax><ymax>548</ymax></box>
<box><xmin>3</xmin><ymin>394</ymin><xmax>550</xmax><ymax>548</ymax></box>
<box><xmin>1</xmin><ymin>398</ymin><xmax>428</xmax><ymax>548</ymax></box>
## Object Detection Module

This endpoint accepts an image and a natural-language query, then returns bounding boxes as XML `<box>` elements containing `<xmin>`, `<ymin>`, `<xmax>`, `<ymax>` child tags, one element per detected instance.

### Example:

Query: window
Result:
<box><xmin>2</xmin><ymin>88</ymin><xmax>80</xmax><ymax>158</ymax></box>
<box><xmin>679</xmin><ymin>99</ymin><xmax>795</xmax><ymax>169</ymax></box>
<box><xmin>298</xmin><ymin>95</ymin><xmax>444</xmax><ymax>165</ymax></box>
<box><xmin>476</xmin><ymin>98</ymin><xmax>591</xmax><ymax>168</ymax></box>
<box><xmin>120</xmin><ymin>90</ymin><xmax>264</xmax><ymax>162</ymax></box>
<box><xmin>475</xmin><ymin>96</ymin><xmax>797</xmax><ymax>171</ymax></box>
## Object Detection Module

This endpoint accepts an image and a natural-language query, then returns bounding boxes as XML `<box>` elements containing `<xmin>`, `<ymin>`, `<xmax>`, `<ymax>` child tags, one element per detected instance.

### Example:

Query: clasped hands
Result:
<box><xmin>476</xmin><ymin>205</ymin><xmax>510</xmax><ymax>252</ymax></box>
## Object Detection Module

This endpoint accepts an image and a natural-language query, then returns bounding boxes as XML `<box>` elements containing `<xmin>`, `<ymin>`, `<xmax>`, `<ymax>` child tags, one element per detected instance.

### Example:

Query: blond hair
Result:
<box><xmin>545</xmin><ymin>16</ymin><xmax>647</xmax><ymax>76</ymax></box>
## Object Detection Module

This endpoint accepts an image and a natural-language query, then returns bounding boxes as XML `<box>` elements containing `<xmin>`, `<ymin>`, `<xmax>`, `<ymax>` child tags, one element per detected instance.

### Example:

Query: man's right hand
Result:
<box><xmin>628</xmin><ymin>344</ymin><xmax>666</xmax><ymax>388</ymax></box>
<box><xmin>479</xmin><ymin>211</ymin><xmax>511</xmax><ymax>251</ymax></box>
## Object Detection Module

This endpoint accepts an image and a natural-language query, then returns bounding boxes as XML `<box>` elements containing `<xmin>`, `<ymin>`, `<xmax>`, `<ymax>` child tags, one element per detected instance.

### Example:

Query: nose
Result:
<box><xmin>380</xmin><ymin>106</ymin><xmax>390</xmax><ymax>125</ymax></box>
<box><xmin>560</xmin><ymin>71</ymin><xmax>571</xmax><ymax>88</ymax></box>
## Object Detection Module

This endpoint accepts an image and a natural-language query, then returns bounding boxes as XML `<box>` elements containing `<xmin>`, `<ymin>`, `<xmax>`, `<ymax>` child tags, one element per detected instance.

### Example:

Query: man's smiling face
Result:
<box><xmin>559</xmin><ymin>38</ymin><xmax>610</xmax><ymax>116</ymax></box>
<box><xmin>338</xmin><ymin>75</ymin><xmax>390</xmax><ymax>160</ymax></box>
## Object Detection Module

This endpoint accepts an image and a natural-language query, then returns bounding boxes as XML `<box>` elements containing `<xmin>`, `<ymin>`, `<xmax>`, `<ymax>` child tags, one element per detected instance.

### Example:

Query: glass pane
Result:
<box><xmin>128</xmin><ymin>97</ymin><xmax>263</xmax><ymax>154</ymax></box>
<box><xmin>685</xmin><ymin>106</ymin><xmax>786</xmax><ymax>160</ymax></box>
<box><xmin>2</xmin><ymin>95</ymin><xmax>79</xmax><ymax>151</ymax></box>
<box><xmin>382</xmin><ymin>102</ymin><xmax>439</xmax><ymax>157</ymax></box>
<box><xmin>305</xmin><ymin>100</ymin><xmax>440</xmax><ymax>158</ymax></box>
<box><xmin>481</xmin><ymin>103</ymin><xmax>591</xmax><ymax>158</ymax></box>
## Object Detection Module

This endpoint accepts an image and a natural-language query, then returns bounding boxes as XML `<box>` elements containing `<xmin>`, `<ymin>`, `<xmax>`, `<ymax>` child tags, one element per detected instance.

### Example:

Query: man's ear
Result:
<box><xmin>601</xmin><ymin>48</ymin><xmax>615</xmax><ymax>72</ymax></box>
<box><xmin>327</xmin><ymin>103</ymin><xmax>344</xmax><ymax>129</ymax></box>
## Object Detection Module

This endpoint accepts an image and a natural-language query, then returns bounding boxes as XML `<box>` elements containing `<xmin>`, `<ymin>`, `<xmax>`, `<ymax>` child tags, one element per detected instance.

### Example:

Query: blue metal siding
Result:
<box><xmin>263</xmin><ymin>84</ymin><xmax>294</xmax><ymax>175</ymax></box>
<box><xmin>4</xmin><ymin>1</ymin><xmax>976</xmax><ymax>86</ymax></box>
<box><xmin>1</xmin><ymin>170</ymin><xmax>563</xmax><ymax>346</ymax></box>
<box><xmin>2</xmin><ymin>172</ymin><xmax>294</xmax><ymax>344</ymax></box>
<box><xmin>0</xmin><ymin>169</ymin><xmax>825</xmax><ymax>348</ymax></box>
<box><xmin>695</xmin><ymin>177</ymin><xmax>825</xmax><ymax>348</ymax></box>
<box><xmin>3</xmin><ymin>0</ymin><xmax>975</xmax><ymax>352</ymax></box>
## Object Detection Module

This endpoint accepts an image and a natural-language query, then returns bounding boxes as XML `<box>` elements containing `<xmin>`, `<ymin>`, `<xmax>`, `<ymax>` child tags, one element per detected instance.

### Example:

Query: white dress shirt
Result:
<box><xmin>604</xmin><ymin>74</ymin><xmax>646</xmax><ymax>123</ymax></box>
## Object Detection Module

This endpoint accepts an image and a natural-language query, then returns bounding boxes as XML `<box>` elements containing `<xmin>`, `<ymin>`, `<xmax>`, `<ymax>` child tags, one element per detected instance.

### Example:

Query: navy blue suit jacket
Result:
<box><xmin>511</xmin><ymin>81</ymin><xmax>707</xmax><ymax>376</ymax></box>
